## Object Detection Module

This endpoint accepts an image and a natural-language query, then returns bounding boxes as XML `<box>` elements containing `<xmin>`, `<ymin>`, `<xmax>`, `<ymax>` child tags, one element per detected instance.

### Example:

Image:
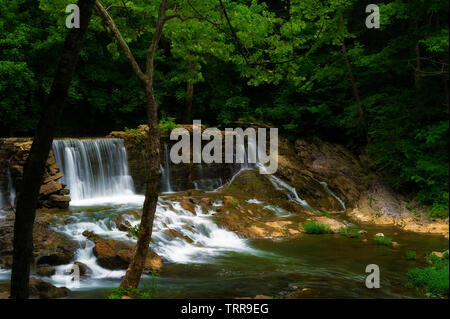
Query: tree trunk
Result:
<box><xmin>183</xmin><ymin>62</ymin><xmax>195</xmax><ymax>124</ymax></box>
<box><xmin>342</xmin><ymin>41</ymin><xmax>369</xmax><ymax>145</ymax></box>
<box><xmin>120</xmin><ymin>88</ymin><xmax>161</xmax><ymax>289</ymax></box>
<box><xmin>10</xmin><ymin>0</ymin><xmax>95</xmax><ymax>299</ymax></box>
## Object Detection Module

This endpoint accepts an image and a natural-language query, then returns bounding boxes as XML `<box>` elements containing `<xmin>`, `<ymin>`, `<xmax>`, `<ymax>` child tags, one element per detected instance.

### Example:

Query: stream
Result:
<box><xmin>0</xmin><ymin>138</ymin><xmax>448</xmax><ymax>299</ymax></box>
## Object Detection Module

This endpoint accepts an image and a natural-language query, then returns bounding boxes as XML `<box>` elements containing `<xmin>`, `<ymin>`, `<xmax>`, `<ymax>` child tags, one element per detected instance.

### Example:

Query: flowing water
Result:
<box><xmin>0</xmin><ymin>138</ymin><xmax>448</xmax><ymax>298</ymax></box>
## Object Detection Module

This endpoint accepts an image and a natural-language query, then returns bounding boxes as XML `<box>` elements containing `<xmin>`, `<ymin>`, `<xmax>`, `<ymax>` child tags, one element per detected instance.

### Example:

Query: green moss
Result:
<box><xmin>339</xmin><ymin>227</ymin><xmax>360</xmax><ymax>238</ymax></box>
<box><xmin>374</xmin><ymin>235</ymin><xmax>393</xmax><ymax>247</ymax></box>
<box><xmin>406</xmin><ymin>251</ymin><xmax>417</xmax><ymax>260</ymax></box>
<box><xmin>406</xmin><ymin>252</ymin><xmax>449</xmax><ymax>296</ymax></box>
<box><xmin>232</xmin><ymin>200</ymin><xmax>239</xmax><ymax>208</ymax></box>
<box><xmin>304</xmin><ymin>222</ymin><xmax>333</xmax><ymax>234</ymax></box>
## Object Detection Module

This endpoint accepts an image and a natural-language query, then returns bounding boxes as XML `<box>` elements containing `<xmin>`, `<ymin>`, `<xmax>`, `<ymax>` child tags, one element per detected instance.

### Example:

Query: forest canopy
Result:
<box><xmin>0</xmin><ymin>0</ymin><xmax>448</xmax><ymax>217</ymax></box>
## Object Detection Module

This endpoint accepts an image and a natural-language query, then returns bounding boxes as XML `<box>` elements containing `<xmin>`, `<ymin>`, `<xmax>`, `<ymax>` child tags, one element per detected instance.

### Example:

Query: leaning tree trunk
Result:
<box><xmin>10</xmin><ymin>0</ymin><xmax>95</xmax><ymax>299</ymax></box>
<box><xmin>120</xmin><ymin>88</ymin><xmax>161</xmax><ymax>289</ymax></box>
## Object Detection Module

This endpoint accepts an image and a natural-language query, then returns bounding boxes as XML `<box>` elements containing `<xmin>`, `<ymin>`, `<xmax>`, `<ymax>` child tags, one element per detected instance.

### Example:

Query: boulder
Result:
<box><xmin>223</xmin><ymin>196</ymin><xmax>235</xmax><ymax>206</ymax></box>
<box><xmin>112</xmin><ymin>216</ymin><xmax>132</xmax><ymax>232</ymax></box>
<box><xmin>29</xmin><ymin>277</ymin><xmax>70</xmax><ymax>299</ymax></box>
<box><xmin>431</xmin><ymin>251</ymin><xmax>444</xmax><ymax>259</ymax></box>
<box><xmin>73</xmin><ymin>261</ymin><xmax>91</xmax><ymax>276</ymax></box>
<box><xmin>180</xmin><ymin>197</ymin><xmax>196</xmax><ymax>215</ymax></box>
<box><xmin>36</xmin><ymin>267</ymin><xmax>56</xmax><ymax>277</ymax></box>
<box><xmin>164</xmin><ymin>228</ymin><xmax>193</xmax><ymax>243</ymax></box>
<box><xmin>83</xmin><ymin>231</ymin><xmax>162</xmax><ymax>271</ymax></box>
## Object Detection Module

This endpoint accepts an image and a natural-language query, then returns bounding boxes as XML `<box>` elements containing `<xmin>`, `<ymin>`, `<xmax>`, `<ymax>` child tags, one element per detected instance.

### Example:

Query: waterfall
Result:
<box><xmin>52</xmin><ymin>139</ymin><xmax>135</xmax><ymax>203</ymax></box>
<box><xmin>160</xmin><ymin>143</ymin><xmax>173</xmax><ymax>193</ymax></box>
<box><xmin>6</xmin><ymin>168</ymin><xmax>16</xmax><ymax>206</ymax></box>
<box><xmin>0</xmin><ymin>190</ymin><xmax>4</xmax><ymax>210</ymax></box>
<box><xmin>256</xmin><ymin>162</ymin><xmax>316</xmax><ymax>212</ymax></box>
<box><xmin>318</xmin><ymin>181</ymin><xmax>346</xmax><ymax>213</ymax></box>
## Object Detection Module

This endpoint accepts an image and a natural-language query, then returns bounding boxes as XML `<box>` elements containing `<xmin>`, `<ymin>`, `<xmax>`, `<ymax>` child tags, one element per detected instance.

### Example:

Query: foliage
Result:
<box><xmin>0</xmin><ymin>0</ymin><xmax>448</xmax><ymax>215</ymax></box>
<box><xmin>159</xmin><ymin>116</ymin><xmax>177</xmax><ymax>133</ymax></box>
<box><xmin>406</xmin><ymin>251</ymin><xmax>417</xmax><ymax>261</ymax></box>
<box><xmin>339</xmin><ymin>227</ymin><xmax>360</xmax><ymax>238</ymax></box>
<box><xmin>374</xmin><ymin>235</ymin><xmax>393</xmax><ymax>247</ymax></box>
<box><xmin>109</xmin><ymin>270</ymin><xmax>160</xmax><ymax>299</ymax></box>
<box><xmin>128</xmin><ymin>224</ymin><xmax>140</xmax><ymax>240</ymax></box>
<box><xmin>406</xmin><ymin>251</ymin><xmax>449</xmax><ymax>296</ymax></box>
<box><xmin>304</xmin><ymin>222</ymin><xmax>333</xmax><ymax>234</ymax></box>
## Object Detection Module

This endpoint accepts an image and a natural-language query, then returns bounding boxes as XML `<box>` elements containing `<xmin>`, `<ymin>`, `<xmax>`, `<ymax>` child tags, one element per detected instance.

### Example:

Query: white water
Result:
<box><xmin>0</xmin><ymin>191</ymin><xmax>5</xmax><ymax>219</ymax></box>
<box><xmin>0</xmin><ymin>190</ymin><xmax>4</xmax><ymax>209</ymax></box>
<box><xmin>318</xmin><ymin>181</ymin><xmax>346</xmax><ymax>213</ymax></box>
<box><xmin>47</xmin><ymin>138</ymin><xmax>256</xmax><ymax>289</ymax></box>
<box><xmin>49</xmin><ymin>198</ymin><xmax>256</xmax><ymax>289</ymax></box>
<box><xmin>161</xmin><ymin>143</ymin><xmax>173</xmax><ymax>193</ymax></box>
<box><xmin>52</xmin><ymin>139</ymin><xmax>135</xmax><ymax>201</ymax></box>
<box><xmin>256</xmin><ymin>163</ymin><xmax>316</xmax><ymax>212</ymax></box>
<box><xmin>41</xmin><ymin>137</ymin><xmax>346</xmax><ymax>290</ymax></box>
<box><xmin>6</xmin><ymin>168</ymin><xmax>15</xmax><ymax>206</ymax></box>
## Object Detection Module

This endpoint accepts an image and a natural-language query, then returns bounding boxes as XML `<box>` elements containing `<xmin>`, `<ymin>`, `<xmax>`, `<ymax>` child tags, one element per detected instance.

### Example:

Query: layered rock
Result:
<box><xmin>0</xmin><ymin>138</ymin><xmax>71</xmax><ymax>209</ymax></box>
<box><xmin>0</xmin><ymin>212</ymin><xmax>77</xmax><ymax>269</ymax></box>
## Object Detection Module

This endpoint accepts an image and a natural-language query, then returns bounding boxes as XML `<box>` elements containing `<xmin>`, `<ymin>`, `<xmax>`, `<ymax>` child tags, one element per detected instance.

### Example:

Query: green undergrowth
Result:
<box><xmin>406</xmin><ymin>251</ymin><xmax>449</xmax><ymax>297</ymax></box>
<box><xmin>304</xmin><ymin>222</ymin><xmax>333</xmax><ymax>234</ymax></box>
<box><xmin>374</xmin><ymin>235</ymin><xmax>393</xmax><ymax>247</ymax></box>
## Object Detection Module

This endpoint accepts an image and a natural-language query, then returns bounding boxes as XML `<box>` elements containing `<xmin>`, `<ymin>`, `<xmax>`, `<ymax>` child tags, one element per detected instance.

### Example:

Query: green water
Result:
<box><xmin>71</xmin><ymin>223</ymin><xmax>448</xmax><ymax>299</ymax></box>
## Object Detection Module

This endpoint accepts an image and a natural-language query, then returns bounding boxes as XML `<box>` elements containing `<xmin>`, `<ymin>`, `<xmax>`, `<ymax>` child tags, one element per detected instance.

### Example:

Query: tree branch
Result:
<box><xmin>146</xmin><ymin>0</ymin><xmax>169</xmax><ymax>77</ymax></box>
<box><xmin>95</xmin><ymin>0</ymin><xmax>148</xmax><ymax>84</ymax></box>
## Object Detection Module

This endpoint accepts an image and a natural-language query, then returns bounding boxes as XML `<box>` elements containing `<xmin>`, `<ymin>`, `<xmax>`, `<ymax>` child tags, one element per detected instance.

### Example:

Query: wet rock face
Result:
<box><xmin>291</xmin><ymin>138</ymin><xmax>365</xmax><ymax>207</ymax></box>
<box><xmin>0</xmin><ymin>213</ymin><xmax>77</xmax><ymax>269</ymax></box>
<box><xmin>0</xmin><ymin>138</ymin><xmax>71</xmax><ymax>209</ymax></box>
<box><xmin>29</xmin><ymin>277</ymin><xmax>70</xmax><ymax>299</ymax></box>
<box><xmin>108</xmin><ymin>125</ymin><xmax>248</xmax><ymax>194</ymax></box>
<box><xmin>82</xmin><ymin>231</ymin><xmax>162</xmax><ymax>271</ymax></box>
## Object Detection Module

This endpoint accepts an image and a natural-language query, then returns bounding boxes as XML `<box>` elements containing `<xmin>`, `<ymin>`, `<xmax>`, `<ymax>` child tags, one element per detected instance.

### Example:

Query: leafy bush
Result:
<box><xmin>406</xmin><ymin>251</ymin><xmax>417</xmax><ymax>260</ymax></box>
<box><xmin>339</xmin><ymin>227</ymin><xmax>360</xmax><ymax>238</ymax></box>
<box><xmin>128</xmin><ymin>224</ymin><xmax>140</xmax><ymax>240</ymax></box>
<box><xmin>406</xmin><ymin>252</ymin><xmax>449</xmax><ymax>296</ymax></box>
<box><xmin>304</xmin><ymin>222</ymin><xmax>333</xmax><ymax>234</ymax></box>
<box><xmin>159</xmin><ymin>116</ymin><xmax>177</xmax><ymax>133</ymax></box>
<box><xmin>374</xmin><ymin>235</ymin><xmax>393</xmax><ymax>247</ymax></box>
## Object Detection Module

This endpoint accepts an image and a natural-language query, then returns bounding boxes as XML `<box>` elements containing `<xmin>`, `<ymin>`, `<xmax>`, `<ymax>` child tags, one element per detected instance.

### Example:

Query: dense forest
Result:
<box><xmin>0</xmin><ymin>0</ymin><xmax>448</xmax><ymax>218</ymax></box>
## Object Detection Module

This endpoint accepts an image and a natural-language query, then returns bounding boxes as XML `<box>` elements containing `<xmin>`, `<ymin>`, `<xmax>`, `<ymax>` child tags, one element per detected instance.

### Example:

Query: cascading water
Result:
<box><xmin>52</xmin><ymin>139</ymin><xmax>136</xmax><ymax>205</ymax></box>
<box><xmin>318</xmin><ymin>181</ymin><xmax>346</xmax><ymax>213</ymax></box>
<box><xmin>46</xmin><ymin>138</ymin><xmax>257</xmax><ymax>289</ymax></box>
<box><xmin>160</xmin><ymin>143</ymin><xmax>173</xmax><ymax>193</ymax></box>
<box><xmin>6</xmin><ymin>168</ymin><xmax>16</xmax><ymax>207</ymax></box>
<box><xmin>0</xmin><ymin>190</ymin><xmax>5</xmax><ymax>217</ymax></box>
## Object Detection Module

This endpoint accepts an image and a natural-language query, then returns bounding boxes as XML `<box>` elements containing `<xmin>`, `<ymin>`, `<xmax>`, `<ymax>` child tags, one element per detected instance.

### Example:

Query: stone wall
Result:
<box><xmin>108</xmin><ymin>125</ymin><xmax>243</xmax><ymax>194</ymax></box>
<box><xmin>0</xmin><ymin>138</ymin><xmax>71</xmax><ymax>209</ymax></box>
